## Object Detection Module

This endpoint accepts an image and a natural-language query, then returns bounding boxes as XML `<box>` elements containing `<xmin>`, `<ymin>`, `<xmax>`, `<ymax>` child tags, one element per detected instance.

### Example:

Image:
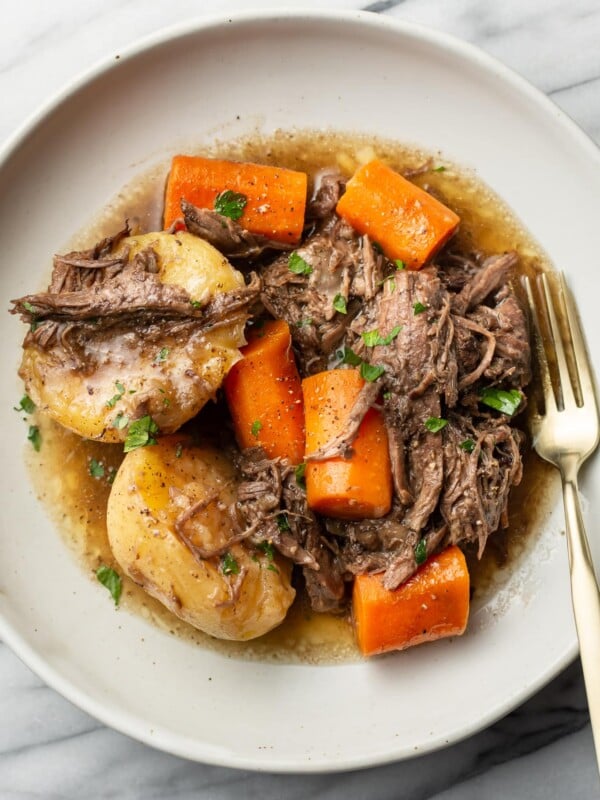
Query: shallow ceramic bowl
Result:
<box><xmin>0</xmin><ymin>10</ymin><xmax>599</xmax><ymax>772</ymax></box>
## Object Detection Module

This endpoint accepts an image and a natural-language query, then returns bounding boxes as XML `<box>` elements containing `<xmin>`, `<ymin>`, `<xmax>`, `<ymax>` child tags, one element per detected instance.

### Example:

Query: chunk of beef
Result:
<box><xmin>306</xmin><ymin>169</ymin><xmax>345</xmax><ymax>220</ymax></box>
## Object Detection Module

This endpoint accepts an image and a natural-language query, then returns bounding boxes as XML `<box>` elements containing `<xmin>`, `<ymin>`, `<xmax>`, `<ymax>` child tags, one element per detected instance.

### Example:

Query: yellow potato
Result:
<box><xmin>106</xmin><ymin>436</ymin><xmax>295</xmax><ymax>640</ymax></box>
<box><xmin>20</xmin><ymin>231</ymin><xmax>247</xmax><ymax>441</ymax></box>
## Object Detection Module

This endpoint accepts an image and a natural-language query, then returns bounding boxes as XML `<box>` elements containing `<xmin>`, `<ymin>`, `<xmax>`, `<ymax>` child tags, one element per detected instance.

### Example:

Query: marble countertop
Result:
<box><xmin>2</xmin><ymin>1</ymin><xmax>600</xmax><ymax>797</ymax></box>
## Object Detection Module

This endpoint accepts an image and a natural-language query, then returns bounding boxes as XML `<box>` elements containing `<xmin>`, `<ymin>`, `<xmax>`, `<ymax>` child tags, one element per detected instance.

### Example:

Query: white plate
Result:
<box><xmin>0</xmin><ymin>10</ymin><xmax>598</xmax><ymax>772</ymax></box>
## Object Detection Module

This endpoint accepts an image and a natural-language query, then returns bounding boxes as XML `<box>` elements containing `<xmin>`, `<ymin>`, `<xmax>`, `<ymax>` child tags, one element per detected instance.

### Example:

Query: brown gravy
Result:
<box><xmin>24</xmin><ymin>130</ymin><xmax>556</xmax><ymax>664</ymax></box>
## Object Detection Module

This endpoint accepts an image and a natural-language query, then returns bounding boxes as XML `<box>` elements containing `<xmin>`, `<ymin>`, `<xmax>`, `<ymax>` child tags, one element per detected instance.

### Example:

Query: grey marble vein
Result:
<box><xmin>1</xmin><ymin>1</ymin><xmax>600</xmax><ymax>797</ymax></box>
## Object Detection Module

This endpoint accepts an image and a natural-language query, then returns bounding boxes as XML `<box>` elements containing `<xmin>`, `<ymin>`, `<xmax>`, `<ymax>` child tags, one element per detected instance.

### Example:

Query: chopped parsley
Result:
<box><xmin>27</xmin><ymin>425</ymin><xmax>41</xmax><ymax>452</ymax></box>
<box><xmin>214</xmin><ymin>189</ymin><xmax>247</xmax><ymax>221</ymax></box>
<box><xmin>335</xmin><ymin>346</ymin><xmax>362</xmax><ymax>367</ymax></box>
<box><xmin>154</xmin><ymin>347</ymin><xmax>169</xmax><ymax>364</ymax></box>
<box><xmin>296</xmin><ymin>317</ymin><xmax>313</xmax><ymax>328</ymax></box>
<box><xmin>106</xmin><ymin>467</ymin><xmax>116</xmax><ymax>485</ymax></box>
<box><xmin>460</xmin><ymin>438</ymin><xmax>475</xmax><ymax>454</ymax></box>
<box><xmin>106</xmin><ymin>380</ymin><xmax>126</xmax><ymax>408</ymax></box>
<box><xmin>333</xmin><ymin>293</ymin><xmax>347</xmax><ymax>314</ymax></box>
<box><xmin>267</xmin><ymin>564</ymin><xmax>279</xmax><ymax>574</ymax></box>
<box><xmin>361</xmin><ymin>325</ymin><xmax>402</xmax><ymax>347</ymax></box>
<box><xmin>89</xmin><ymin>458</ymin><xmax>104</xmax><ymax>479</ymax></box>
<box><xmin>383</xmin><ymin>391</ymin><xmax>392</xmax><ymax>401</ymax></box>
<box><xmin>96</xmin><ymin>565</ymin><xmax>122</xmax><ymax>606</ymax></box>
<box><xmin>14</xmin><ymin>395</ymin><xmax>35</xmax><ymax>414</ymax></box>
<box><xmin>480</xmin><ymin>387</ymin><xmax>523</xmax><ymax>416</ymax></box>
<box><xmin>276</xmin><ymin>513</ymin><xmax>291</xmax><ymax>532</ymax></box>
<box><xmin>433</xmin><ymin>165</ymin><xmax>446</xmax><ymax>173</ymax></box>
<box><xmin>22</xmin><ymin>301</ymin><xmax>37</xmax><ymax>314</ymax></box>
<box><xmin>112</xmin><ymin>413</ymin><xmax>129</xmax><ymax>430</ymax></box>
<box><xmin>190</xmin><ymin>299</ymin><xmax>202</xmax><ymax>309</ymax></box>
<box><xmin>414</xmin><ymin>538</ymin><xmax>427</xmax><ymax>566</ymax></box>
<box><xmin>288</xmin><ymin>252</ymin><xmax>313</xmax><ymax>276</ymax></box>
<box><xmin>123</xmin><ymin>415</ymin><xmax>159</xmax><ymax>453</ymax></box>
<box><xmin>257</xmin><ymin>541</ymin><xmax>276</xmax><ymax>561</ymax></box>
<box><xmin>413</xmin><ymin>302</ymin><xmax>428</xmax><ymax>315</ymax></box>
<box><xmin>424</xmin><ymin>416</ymin><xmax>448</xmax><ymax>433</ymax></box>
<box><xmin>251</xmin><ymin>419</ymin><xmax>263</xmax><ymax>437</ymax></box>
<box><xmin>221</xmin><ymin>552</ymin><xmax>240</xmax><ymax>576</ymax></box>
<box><xmin>360</xmin><ymin>362</ymin><xmax>386</xmax><ymax>382</ymax></box>
<box><xmin>394</xmin><ymin>259</ymin><xmax>405</xmax><ymax>270</ymax></box>
<box><xmin>295</xmin><ymin>462</ymin><xmax>306</xmax><ymax>487</ymax></box>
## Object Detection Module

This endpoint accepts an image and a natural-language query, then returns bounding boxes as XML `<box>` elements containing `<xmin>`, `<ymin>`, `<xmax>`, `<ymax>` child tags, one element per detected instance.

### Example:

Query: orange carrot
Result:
<box><xmin>163</xmin><ymin>155</ymin><xmax>308</xmax><ymax>244</ymax></box>
<box><xmin>353</xmin><ymin>546</ymin><xmax>470</xmax><ymax>656</ymax></box>
<box><xmin>302</xmin><ymin>369</ymin><xmax>392</xmax><ymax>519</ymax></box>
<box><xmin>224</xmin><ymin>320</ymin><xmax>305</xmax><ymax>464</ymax></box>
<box><xmin>336</xmin><ymin>159</ymin><xmax>460</xmax><ymax>270</ymax></box>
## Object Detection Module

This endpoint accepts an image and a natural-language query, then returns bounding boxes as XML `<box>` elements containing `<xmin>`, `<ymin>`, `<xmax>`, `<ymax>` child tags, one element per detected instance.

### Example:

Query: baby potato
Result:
<box><xmin>19</xmin><ymin>231</ymin><xmax>247</xmax><ymax>442</ymax></box>
<box><xmin>106</xmin><ymin>436</ymin><xmax>295</xmax><ymax>640</ymax></box>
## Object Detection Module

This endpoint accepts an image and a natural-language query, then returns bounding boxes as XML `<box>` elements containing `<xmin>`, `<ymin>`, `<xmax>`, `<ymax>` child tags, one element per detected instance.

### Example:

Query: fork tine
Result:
<box><xmin>560</xmin><ymin>273</ymin><xmax>599</xmax><ymax>413</ymax></box>
<box><xmin>523</xmin><ymin>275</ymin><xmax>556</xmax><ymax>413</ymax></box>
<box><xmin>539</xmin><ymin>272</ymin><xmax>576</xmax><ymax>410</ymax></box>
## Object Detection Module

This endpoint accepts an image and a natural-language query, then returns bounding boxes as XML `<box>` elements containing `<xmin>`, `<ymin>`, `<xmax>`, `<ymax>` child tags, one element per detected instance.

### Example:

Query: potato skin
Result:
<box><xmin>20</xmin><ymin>231</ymin><xmax>247</xmax><ymax>442</ymax></box>
<box><xmin>106</xmin><ymin>436</ymin><xmax>295</xmax><ymax>640</ymax></box>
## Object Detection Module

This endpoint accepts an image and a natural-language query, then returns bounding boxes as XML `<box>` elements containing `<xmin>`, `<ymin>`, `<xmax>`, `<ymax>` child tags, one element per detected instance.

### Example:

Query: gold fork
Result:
<box><xmin>524</xmin><ymin>272</ymin><xmax>600</xmax><ymax>766</ymax></box>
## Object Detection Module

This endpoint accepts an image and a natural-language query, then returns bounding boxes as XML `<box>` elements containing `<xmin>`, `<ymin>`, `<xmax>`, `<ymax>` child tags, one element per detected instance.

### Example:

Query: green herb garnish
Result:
<box><xmin>360</xmin><ymin>362</ymin><xmax>386</xmax><ymax>382</ymax></box>
<box><xmin>96</xmin><ymin>565</ymin><xmax>122</xmax><ymax>606</ymax></box>
<box><xmin>221</xmin><ymin>552</ymin><xmax>240</xmax><ymax>576</ymax></box>
<box><xmin>336</xmin><ymin>346</ymin><xmax>362</xmax><ymax>367</ymax></box>
<box><xmin>480</xmin><ymin>387</ymin><xmax>523</xmax><ymax>416</ymax></box>
<box><xmin>460</xmin><ymin>438</ymin><xmax>475</xmax><ymax>454</ymax></box>
<box><xmin>251</xmin><ymin>419</ymin><xmax>263</xmax><ymax>437</ymax></box>
<box><xmin>14</xmin><ymin>395</ymin><xmax>36</xmax><ymax>414</ymax></box>
<box><xmin>414</xmin><ymin>538</ymin><xmax>427</xmax><ymax>566</ymax></box>
<box><xmin>413</xmin><ymin>302</ymin><xmax>428</xmax><ymax>315</ymax></box>
<box><xmin>276</xmin><ymin>513</ymin><xmax>291</xmax><ymax>532</ymax></box>
<box><xmin>295</xmin><ymin>462</ymin><xmax>306</xmax><ymax>487</ymax></box>
<box><xmin>106</xmin><ymin>380</ymin><xmax>126</xmax><ymax>408</ymax></box>
<box><xmin>288</xmin><ymin>252</ymin><xmax>313</xmax><ymax>276</ymax></box>
<box><xmin>424</xmin><ymin>416</ymin><xmax>448</xmax><ymax>433</ymax></box>
<box><xmin>296</xmin><ymin>318</ymin><xmax>313</xmax><ymax>328</ymax></box>
<box><xmin>433</xmin><ymin>165</ymin><xmax>446</xmax><ymax>173</ymax></box>
<box><xmin>333</xmin><ymin>294</ymin><xmax>347</xmax><ymax>314</ymax></box>
<box><xmin>154</xmin><ymin>347</ymin><xmax>169</xmax><ymax>364</ymax></box>
<box><xmin>257</xmin><ymin>540</ymin><xmax>276</xmax><ymax>561</ymax></box>
<box><xmin>89</xmin><ymin>458</ymin><xmax>104</xmax><ymax>479</ymax></box>
<box><xmin>27</xmin><ymin>425</ymin><xmax>41</xmax><ymax>452</ymax></box>
<box><xmin>123</xmin><ymin>415</ymin><xmax>159</xmax><ymax>453</ymax></box>
<box><xmin>394</xmin><ymin>259</ymin><xmax>405</xmax><ymax>270</ymax></box>
<box><xmin>361</xmin><ymin>325</ymin><xmax>402</xmax><ymax>347</ymax></box>
<box><xmin>112</xmin><ymin>413</ymin><xmax>129</xmax><ymax>430</ymax></box>
<box><xmin>190</xmin><ymin>299</ymin><xmax>202</xmax><ymax>309</ymax></box>
<box><xmin>214</xmin><ymin>189</ymin><xmax>247</xmax><ymax>221</ymax></box>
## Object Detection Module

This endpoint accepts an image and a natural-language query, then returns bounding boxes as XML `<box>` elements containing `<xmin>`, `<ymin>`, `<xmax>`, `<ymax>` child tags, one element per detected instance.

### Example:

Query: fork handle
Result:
<box><xmin>563</xmin><ymin>474</ymin><xmax>600</xmax><ymax>766</ymax></box>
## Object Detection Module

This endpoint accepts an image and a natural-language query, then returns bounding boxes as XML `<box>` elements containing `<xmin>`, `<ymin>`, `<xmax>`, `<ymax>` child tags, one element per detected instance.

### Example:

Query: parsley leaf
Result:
<box><xmin>425</xmin><ymin>416</ymin><xmax>448</xmax><ymax>433</ymax></box>
<box><xmin>295</xmin><ymin>462</ymin><xmax>306</xmax><ymax>487</ymax></box>
<box><xmin>27</xmin><ymin>425</ymin><xmax>41</xmax><ymax>451</ymax></box>
<box><xmin>190</xmin><ymin>299</ymin><xmax>202</xmax><ymax>309</ymax></box>
<box><xmin>89</xmin><ymin>458</ymin><xmax>104</xmax><ymax>479</ymax></box>
<box><xmin>23</xmin><ymin>301</ymin><xmax>36</xmax><ymax>314</ymax></box>
<box><xmin>214</xmin><ymin>189</ymin><xmax>247</xmax><ymax>221</ymax></box>
<box><xmin>413</xmin><ymin>302</ymin><xmax>428</xmax><ymax>315</ymax></box>
<box><xmin>361</xmin><ymin>325</ymin><xmax>402</xmax><ymax>347</ymax></box>
<box><xmin>333</xmin><ymin>294</ymin><xmax>347</xmax><ymax>314</ymax></box>
<box><xmin>251</xmin><ymin>420</ymin><xmax>262</xmax><ymax>437</ymax></box>
<box><xmin>112</xmin><ymin>413</ymin><xmax>129</xmax><ymax>430</ymax></box>
<box><xmin>295</xmin><ymin>318</ymin><xmax>313</xmax><ymax>328</ymax></box>
<box><xmin>433</xmin><ymin>165</ymin><xmax>446</xmax><ymax>173</ymax></box>
<box><xmin>414</xmin><ymin>538</ymin><xmax>427</xmax><ymax>566</ymax></box>
<box><xmin>480</xmin><ymin>387</ymin><xmax>523</xmax><ymax>416</ymax></box>
<box><xmin>221</xmin><ymin>552</ymin><xmax>240</xmax><ymax>576</ymax></box>
<box><xmin>336</xmin><ymin>346</ymin><xmax>362</xmax><ymax>367</ymax></box>
<box><xmin>395</xmin><ymin>259</ymin><xmax>405</xmax><ymax>270</ymax></box>
<box><xmin>14</xmin><ymin>395</ymin><xmax>36</xmax><ymax>414</ymax></box>
<box><xmin>257</xmin><ymin>541</ymin><xmax>276</xmax><ymax>561</ymax></box>
<box><xmin>96</xmin><ymin>565</ymin><xmax>122</xmax><ymax>605</ymax></box>
<box><xmin>106</xmin><ymin>380</ymin><xmax>126</xmax><ymax>408</ymax></box>
<box><xmin>276</xmin><ymin>513</ymin><xmax>291</xmax><ymax>532</ymax></box>
<box><xmin>360</xmin><ymin>362</ymin><xmax>385</xmax><ymax>382</ymax></box>
<box><xmin>154</xmin><ymin>347</ymin><xmax>169</xmax><ymax>364</ymax></box>
<box><xmin>123</xmin><ymin>415</ymin><xmax>159</xmax><ymax>453</ymax></box>
<box><xmin>288</xmin><ymin>252</ymin><xmax>313</xmax><ymax>276</ymax></box>
<box><xmin>460</xmin><ymin>438</ymin><xmax>475</xmax><ymax>454</ymax></box>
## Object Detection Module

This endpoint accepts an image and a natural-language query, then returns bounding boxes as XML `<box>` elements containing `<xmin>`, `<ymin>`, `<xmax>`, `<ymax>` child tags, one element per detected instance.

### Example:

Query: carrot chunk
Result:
<box><xmin>353</xmin><ymin>546</ymin><xmax>470</xmax><ymax>656</ymax></box>
<box><xmin>224</xmin><ymin>320</ymin><xmax>305</xmax><ymax>464</ymax></box>
<box><xmin>163</xmin><ymin>155</ymin><xmax>308</xmax><ymax>244</ymax></box>
<box><xmin>336</xmin><ymin>159</ymin><xmax>460</xmax><ymax>270</ymax></box>
<box><xmin>302</xmin><ymin>369</ymin><xmax>392</xmax><ymax>519</ymax></box>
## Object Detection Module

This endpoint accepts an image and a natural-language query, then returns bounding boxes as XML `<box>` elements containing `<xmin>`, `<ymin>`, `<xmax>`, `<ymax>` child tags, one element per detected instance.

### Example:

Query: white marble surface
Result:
<box><xmin>2</xmin><ymin>0</ymin><xmax>600</xmax><ymax>797</ymax></box>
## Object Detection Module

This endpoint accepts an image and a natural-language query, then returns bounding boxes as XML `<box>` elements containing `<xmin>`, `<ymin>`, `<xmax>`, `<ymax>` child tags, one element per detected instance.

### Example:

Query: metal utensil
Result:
<box><xmin>524</xmin><ymin>272</ymin><xmax>600</xmax><ymax>767</ymax></box>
